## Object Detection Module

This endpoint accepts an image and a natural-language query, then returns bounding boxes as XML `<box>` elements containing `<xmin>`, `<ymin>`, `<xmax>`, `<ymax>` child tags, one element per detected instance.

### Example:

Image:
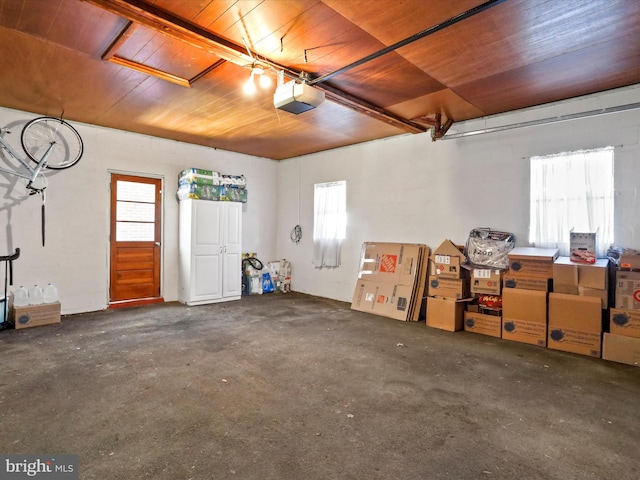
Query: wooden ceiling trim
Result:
<box><xmin>102</xmin><ymin>20</ymin><xmax>137</xmax><ymax>60</ymax></box>
<box><xmin>106</xmin><ymin>55</ymin><xmax>192</xmax><ymax>87</ymax></box>
<box><xmin>84</xmin><ymin>0</ymin><xmax>427</xmax><ymax>135</ymax></box>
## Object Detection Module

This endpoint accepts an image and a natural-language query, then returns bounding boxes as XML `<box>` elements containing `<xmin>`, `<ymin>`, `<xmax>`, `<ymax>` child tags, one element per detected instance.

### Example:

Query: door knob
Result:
<box><xmin>155</xmin><ymin>242</ymin><xmax>161</xmax><ymax>246</ymax></box>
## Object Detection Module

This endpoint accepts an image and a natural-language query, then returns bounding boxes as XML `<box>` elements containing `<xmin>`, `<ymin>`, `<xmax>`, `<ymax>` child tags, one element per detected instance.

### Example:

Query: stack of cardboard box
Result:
<box><xmin>351</xmin><ymin>242</ymin><xmax>429</xmax><ymax>321</ymax></box>
<box><xmin>603</xmin><ymin>251</ymin><xmax>640</xmax><ymax>366</ymax></box>
<box><xmin>501</xmin><ymin>247</ymin><xmax>558</xmax><ymax>346</ymax></box>
<box><xmin>425</xmin><ymin>239</ymin><xmax>471</xmax><ymax>332</ymax></box>
<box><xmin>546</xmin><ymin>257</ymin><xmax>610</xmax><ymax>357</ymax></box>
<box><xmin>463</xmin><ymin>268</ymin><xmax>504</xmax><ymax>338</ymax></box>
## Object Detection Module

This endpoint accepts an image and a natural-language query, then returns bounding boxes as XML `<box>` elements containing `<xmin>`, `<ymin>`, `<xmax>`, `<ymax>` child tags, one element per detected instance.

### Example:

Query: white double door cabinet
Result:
<box><xmin>179</xmin><ymin>199</ymin><xmax>242</xmax><ymax>305</ymax></box>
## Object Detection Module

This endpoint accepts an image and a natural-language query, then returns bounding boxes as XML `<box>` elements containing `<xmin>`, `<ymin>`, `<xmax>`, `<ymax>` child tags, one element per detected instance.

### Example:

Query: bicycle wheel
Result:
<box><xmin>21</xmin><ymin>117</ymin><xmax>83</xmax><ymax>170</ymax></box>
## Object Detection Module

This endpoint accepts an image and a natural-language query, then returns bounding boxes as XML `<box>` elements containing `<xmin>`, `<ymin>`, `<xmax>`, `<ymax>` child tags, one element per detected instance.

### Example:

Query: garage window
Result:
<box><xmin>313</xmin><ymin>181</ymin><xmax>346</xmax><ymax>268</ymax></box>
<box><xmin>529</xmin><ymin>147</ymin><xmax>614</xmax><ymax>257</ymax></box>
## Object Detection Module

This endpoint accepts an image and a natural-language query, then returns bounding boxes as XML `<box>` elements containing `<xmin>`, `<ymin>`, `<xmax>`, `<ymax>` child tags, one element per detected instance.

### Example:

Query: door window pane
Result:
<box><xmin>116</xmin><ymin>222</ymin><xmax>155</xmax><ymax>241</ymax></box>
<box><xmin>117</xmin><ymin>181</ymin><xmax>155</xmax><ymax>202</ymax></box>
<box><xmin>116</xmin><ymin>201</ymin><xmax>155</xmax><ymax>222</ymax></box>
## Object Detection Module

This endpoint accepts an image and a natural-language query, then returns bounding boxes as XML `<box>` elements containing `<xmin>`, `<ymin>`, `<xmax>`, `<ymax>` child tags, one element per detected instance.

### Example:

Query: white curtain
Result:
<box><xmin>313</xmin><ymin>181</ymin><xmax>346</xmax><ymax>268</ymax></box>
<box><xmin>529</xmin><ymin>147</ymin><xmax>614</xmax><ymax>257</ymax></box>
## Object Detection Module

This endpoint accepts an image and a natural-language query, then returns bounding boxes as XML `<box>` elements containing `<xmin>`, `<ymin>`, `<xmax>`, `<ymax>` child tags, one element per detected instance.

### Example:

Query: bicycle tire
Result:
<box><xmin>21</xmin><ymin>117</ymin><xmax>83</xmax><ymax>170</ymax></box>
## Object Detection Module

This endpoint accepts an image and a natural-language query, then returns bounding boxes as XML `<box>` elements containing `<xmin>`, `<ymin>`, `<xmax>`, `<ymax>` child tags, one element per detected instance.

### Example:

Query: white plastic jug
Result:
<box><xmin>44</xmin><ymin>283</ymin><xmax>58</xmax><ymax>303</ymax></box>
<box><xmin>29</xmin><ymin>284</ymin><xmax>44</xmax><ymax>305</ymax></box>
<box><xmin>14</xmin><ymin>286</ymin><xmax>30</xmax><ymax>307</ymax></box>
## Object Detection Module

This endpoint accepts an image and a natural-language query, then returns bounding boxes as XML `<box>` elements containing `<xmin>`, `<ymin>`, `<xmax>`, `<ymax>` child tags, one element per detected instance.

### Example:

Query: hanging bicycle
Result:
<box><xmin>0</xmin><ymin>116</ymin><xmax>84</xmax><ymax>245</ymax></box>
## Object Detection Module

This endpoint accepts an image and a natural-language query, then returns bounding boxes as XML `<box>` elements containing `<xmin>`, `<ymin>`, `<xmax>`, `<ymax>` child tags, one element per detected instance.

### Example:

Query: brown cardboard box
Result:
<box><xmin>553</xmin><ymin>256</ymin><xmax>609</xmax><ymax>289</ymax></box>
<box><xmin>508</xmin><ymin>247</ymin><xmax>559</xmax><ymax>278</ymax></box>
<box><xmin>503</xmin><ymin>274</ymin><xmax>551</xmax><ymax>292</ymax></box>
<box><xmin>502</xmin><ymin>288</ymin><xmax>548</xmax><ymax>323</ymax></box>
<box><xmin>553</xmin><ymin>284</ymin><xmax>580</xmax><ymax>295</ymax></box>
<box><xmin>578</xmin><ymin>286</ymin><xmax>608</xmax><ymax>309</ymax></box>
<box><xmin>351</xmin><ymin>280</ymin><xmax>416</xmax><ymax>321</ymax></box>
<box><xmin>547</xmin><ymin>293</ymin><xmax>602</xmax><ymax>357</ymax></box>
<box><xmin>615</xmin><ymin>270</ymin><xmax>640</xmax><ymax>310</ymax></box>
<box><xmin>619</xmin><ymin>250</ymin><xmax>640</xmax><ymax>270</ymax></box>
<box><xmin>501</xmin><ymin>288</ymin><xmax>548</xmax><ymax>346</ymax></box>
<box><xmin>464</xmin><ymin>311</ymin><xmax>501</xmax><ymax>338</ymax></box>
<box><xmin>602</xmin><ymin>333</ymin><xmax>640</xmax><ymax>367</ymax></box>
<box><xmin>430</xmin><ymin>239</ymin><xmax>466</xmax><ymax>279</ymax></box>
<box><xmin>428</xmin><ymin>276</ymin><xmax>470</xmax><ymax>299</ymax></box>
<box><xmin>12</xmin><ymin>302</ymin><xmax>61</xmax><ymax>329</ymax></box>
<box><xmin>426</xmin><ymin>296</ymin><xmax>468</xmax><ymax>332</ymax></box>
<box><xmin>610</xmin><ymin>308</ymin><xmax>640</xmax><ymax>338</ymax></box>
<box><xmin>470</xmin><ymin>268</ymin><xmax>503</xmax><ymax>295</ymax></box>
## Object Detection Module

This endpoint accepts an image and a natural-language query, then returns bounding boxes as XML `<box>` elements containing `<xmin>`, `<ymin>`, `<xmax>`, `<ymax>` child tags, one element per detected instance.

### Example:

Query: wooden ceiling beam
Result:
<box><xmin>83</xmin><ymin>0</ymin><xmax>426</xmax><ymax>134</ymax></box>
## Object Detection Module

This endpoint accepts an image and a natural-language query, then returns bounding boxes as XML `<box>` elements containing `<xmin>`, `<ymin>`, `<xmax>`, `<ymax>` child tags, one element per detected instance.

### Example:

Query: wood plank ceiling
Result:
<box><xmin>0</xmin><ymin>0</ymin><xmax>638</xmax><ymax>160</ymax></box>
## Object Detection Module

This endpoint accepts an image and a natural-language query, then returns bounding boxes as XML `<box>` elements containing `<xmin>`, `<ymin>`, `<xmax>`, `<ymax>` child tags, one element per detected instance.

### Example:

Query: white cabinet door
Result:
<box><xmin>222</xmin><ymin>202</ymin><xmax>242</xmax><ymax>299</ymax></box>
<box><xmin>190</xmin><ymin>200</ymin><xmax>223</xmax><ymax>303</ymax></box>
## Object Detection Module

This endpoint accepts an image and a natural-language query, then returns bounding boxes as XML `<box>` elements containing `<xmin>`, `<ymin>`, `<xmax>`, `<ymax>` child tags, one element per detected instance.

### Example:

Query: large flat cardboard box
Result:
<box><xmin>470</xmin><ymin>268</ymin><xmax>503</xmax><ymax>295</ymax></box>
<box><xmin>501</xmin><ymin>288</ymin><xmax>548</xmax><ymax>346</ymax></box>
<box><xmin>503</xmin><ymin>274</ymin><xmax>550</xmax><ymax>292</ymax></box>
<box><xmin>615</xmin><ymin>270</ymin><xmax>640</xmax><ymax>310</ymax></box>
<box><xmin>547</xmin><ymin>293</ymin><xmax>602</xmax><ymax>357</ymax></box>
<box><xmin>428</xmin><ymin>276</ymin><xmax>470</xmax><ymax>299</ymax></box>
<box><xmin>602</xmin><ymin>333</ymin><xmax>640</xmax><ymax>367</ymax></box>
<box><xmin>553</xmin><ymin>256</ymin><xmax>609</xmax><ymax>289</ymax></box>
<box><xmin>357</xmin><ymin>242</ymin><xmax>425</xmax><ymax>286</ymax></box>
<box><xmin>426</xmin><ymin>297</ymin><xmax>467</xmax><ymax>332</ymax></box>
<box><xmin>610</xmin><ymin>308</ymin><xmax>640</xmax><ymax>338</ymax></box>
<box><xmin>12</xmin><ymin>302</ymin><xmax>61</xmax><ymax>329</ymax></box>
<box><xmin>430</xmin><ymin>239</ymin><xmax>466</xmax><ymax>279</ymax></box>
<box><xmin>351</xmin><ymin>280</ymin><xmax>415</xmax><ymax>321</ymax></box>
<box><xmin>508</xmin><ymin>247</ymin><xmax>559</xmax><ymax>278</ymax></box>
<box><xmin>464</xmin><ymin>311</ymin><xmax>501</xmax><ymax>338</ymax></box>
<box><xmin>502</xmin><ymin>319</ymin><xmax>547</xmax><ymax>346</ymax></box>
<box><xmin>502</xmin><ymin>288</ymin><xmax>547</xmax><ymax>324</ymax></box>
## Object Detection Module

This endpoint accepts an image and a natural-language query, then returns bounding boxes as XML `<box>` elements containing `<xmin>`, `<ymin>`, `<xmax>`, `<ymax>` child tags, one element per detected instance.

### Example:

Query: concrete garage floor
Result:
<box><xmin>1</xmin><ymin>293</ymin><xmax>639</xmax><ymax>480</ymax></box>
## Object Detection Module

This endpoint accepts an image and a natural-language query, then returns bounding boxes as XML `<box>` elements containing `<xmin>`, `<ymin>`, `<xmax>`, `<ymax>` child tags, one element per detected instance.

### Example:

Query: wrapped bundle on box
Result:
<box><xmin>177</xmin><ymin>168</ymin><xmax>221</xmax><ymax>201</ymax></box>
<box><xmin>219</xmin><ymin>174</ymin><xmax>248</xmax><ymax>203</ymax></box>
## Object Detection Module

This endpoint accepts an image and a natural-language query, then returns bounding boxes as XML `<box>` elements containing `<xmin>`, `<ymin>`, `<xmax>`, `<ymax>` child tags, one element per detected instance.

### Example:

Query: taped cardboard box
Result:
<box><xmin>426</xmin><ymin>296</ymin><xmax>469</xmax><ymax>332</ymax></box>
<box><xmin>547</xmin><ymin>293</ymin><xmax>602</xmax><ymax>357</ymax></box>
<box><xmin>470</xmin><ymin>268</ymin><xmax>503</xmax><ymax>295</ymax></box>
<box><xmin>430</xmin><ymin>239</ymin><xmax>466</xmax><ymax>279</ymax></box>
<box><xmin>602</xmin><ymin>333</ymin><xmax>640</xmax><ymax>367</ymax></box>
<box><xmin>428</xmin><ymin>276</ymin><xmax>470</xmax><ymax>299</ymax></box>
<box><xmin>12</xmin><ymin>302</ymin><xmax>61</xmax><ymax>330</ymax></box>
<box><xmin>507</xmin><ymin>247</ymin><xmax>559</xmax><ymax>278</ymax></box>
<box><xmin>578</xmin><ymin>286</ymin><xmax>608</xmax><ymax>309</ymax></box>
<box><xmin>464</xmin><ymin>311</ymin><xmax>502</xmax><ymax>338</ymax></box>
<box><xmin>553</xmin><ymin>256</ymin><xmax>609</xmax><ymax>289</ymax></box>
<box><xmin>610</xmin><ymin>308</ymin><xmax>640</xmax><ymax>338</ymax></box>
<box><xmin>615</xmin><ymin>270</ymin><xmax>640</xmax><ymax>310</ymax></box>
<box><xmin>619</xmin><ymin>250</ymin><xmax>640</xmax><ymax>270</ymax></box>
<box><xmin>501</xmin><ymin>288</ymin><xmax>548</xmax><ymax>346</ymax></box>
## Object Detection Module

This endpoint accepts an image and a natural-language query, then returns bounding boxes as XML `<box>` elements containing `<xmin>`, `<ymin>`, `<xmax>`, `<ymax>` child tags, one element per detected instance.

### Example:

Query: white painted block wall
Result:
<box><xmin>0</xmin><ymin>107</ymin><xmax>278</xmax><ymax>314</ymax></box>
<box><xmin>276</xmin><ymin>86</ymin><xmax>640</xmax><ymax>303</ymax></box>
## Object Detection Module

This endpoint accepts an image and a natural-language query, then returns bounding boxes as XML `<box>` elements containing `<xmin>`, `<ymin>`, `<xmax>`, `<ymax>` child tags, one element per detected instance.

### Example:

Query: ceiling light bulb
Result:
<box><xmin>243</xmin><ymin>72</ymin><xmax>256</xmax><ymax>94</ymax></box>
<box><xmin>259</xmin><ymin>74</ymin><xmax>271</xmax><ymax>88</ymax></box>
<box><xmin>252</xmin><ymin>66</ymin><xmax>264</xmax><ymax>75</ymax></box>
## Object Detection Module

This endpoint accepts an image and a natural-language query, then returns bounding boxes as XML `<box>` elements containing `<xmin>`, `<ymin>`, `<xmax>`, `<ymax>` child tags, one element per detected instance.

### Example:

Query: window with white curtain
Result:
<box><xmin>529</xmin><ymin>146</ymin><xmax>614</xmax><ymax>257</ymax></box>
<box><xmin>313</xmin><ymin>181</ymin><xmax>347</xmax><ymax>268</ymax></box>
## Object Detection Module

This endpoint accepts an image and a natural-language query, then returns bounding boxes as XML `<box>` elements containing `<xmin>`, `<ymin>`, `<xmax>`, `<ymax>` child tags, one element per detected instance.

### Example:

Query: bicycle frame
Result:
<box><xmin>0</xmin><ymin>129</ymin><xmax>55</xmax><ymax>190</ymax></box>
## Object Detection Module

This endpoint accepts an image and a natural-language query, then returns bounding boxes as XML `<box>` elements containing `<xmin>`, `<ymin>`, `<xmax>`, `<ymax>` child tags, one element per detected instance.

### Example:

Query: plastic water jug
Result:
<box><xmin>14</xmin><ymin>286</ymin><xmax>30</xmax><ymax>307</ymax></box>
<box><xmin>43</xmin><ymin>283</ymin><xmax>58</xmax><ymax>303</ymax></box>
<box><xmin>29</xmin><ymin>284</ymin><xmax>44</xmax><ymax>305</ymax></box>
